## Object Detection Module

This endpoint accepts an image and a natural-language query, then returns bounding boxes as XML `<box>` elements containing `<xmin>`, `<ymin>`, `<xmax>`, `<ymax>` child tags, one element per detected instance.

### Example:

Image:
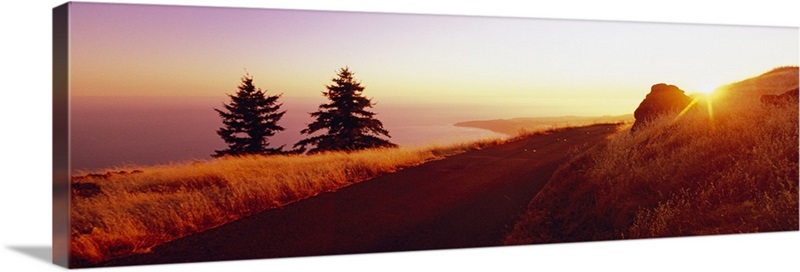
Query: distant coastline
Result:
<box><xmin>454</xmin><ymin>114</ymin><xmax>634</xmax><ymax>135</ymax></box>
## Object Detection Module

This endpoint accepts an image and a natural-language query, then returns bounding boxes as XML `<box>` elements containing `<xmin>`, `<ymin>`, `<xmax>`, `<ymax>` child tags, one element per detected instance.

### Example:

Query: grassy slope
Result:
<box><xmin>69</xmin><ymin>136</ymin><xmax>517</xmax><ymax>265</ymax></box>
<box><xmin>505</xmin><ymin>67</ymin><xmax>799</xmax><ymax>244</ymax></box>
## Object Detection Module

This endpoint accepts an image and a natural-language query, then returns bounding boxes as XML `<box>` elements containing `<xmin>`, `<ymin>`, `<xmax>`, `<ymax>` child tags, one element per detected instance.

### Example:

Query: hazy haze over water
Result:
<box><xmin>70</xmin><ymin>96</ymin><xmax>509</xmax><ymax>172</ymax></box>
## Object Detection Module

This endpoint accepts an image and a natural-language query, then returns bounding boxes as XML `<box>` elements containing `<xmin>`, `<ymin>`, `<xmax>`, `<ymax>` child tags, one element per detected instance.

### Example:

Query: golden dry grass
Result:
<box><xmin>69</xmin><ymin>136</ymin><xmax>508</xmax><ymax>265</ymax></box>
<box><xmin>505</xmin><ymin>67</ymin><xmax>799</xmax><ymax>244</ymax></box>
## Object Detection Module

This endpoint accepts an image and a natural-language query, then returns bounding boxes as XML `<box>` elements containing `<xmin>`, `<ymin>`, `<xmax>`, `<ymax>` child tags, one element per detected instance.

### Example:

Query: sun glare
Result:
<box><xmin>673</xmin><ymin>83</ymin><xmax>718</xmax><ymax>130</ymax></box>
<box><xmin>696</xmin><ymin>85</ymin><xmax>717</xmax><ymax>95</ymax></box>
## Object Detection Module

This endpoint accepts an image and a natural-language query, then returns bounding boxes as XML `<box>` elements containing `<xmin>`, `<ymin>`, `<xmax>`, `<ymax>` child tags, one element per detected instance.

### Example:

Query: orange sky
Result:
<box><xmin>68</xmin><ymin>3</ymin><xmax>798</xmax><ymax>116</ymax></box>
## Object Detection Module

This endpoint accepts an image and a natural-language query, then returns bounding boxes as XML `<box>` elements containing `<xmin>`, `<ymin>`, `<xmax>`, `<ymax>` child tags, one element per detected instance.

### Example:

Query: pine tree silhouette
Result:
<box><xmin>294</xmin><ymin>67</ymin><xmax>397</xmax><ymax>154</ymax></box>
<box><xmin>213</xmin><ymin>74</ymin><xmax>286</xmax><ymax>157</ymax></box>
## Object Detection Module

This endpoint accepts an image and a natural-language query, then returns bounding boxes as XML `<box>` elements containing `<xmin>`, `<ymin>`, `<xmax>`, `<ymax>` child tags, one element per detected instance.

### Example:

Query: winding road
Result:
<box><xmin>105</xmin><ymin>124</ymin><xmax>619</xmax><ymax>266</ymax></box>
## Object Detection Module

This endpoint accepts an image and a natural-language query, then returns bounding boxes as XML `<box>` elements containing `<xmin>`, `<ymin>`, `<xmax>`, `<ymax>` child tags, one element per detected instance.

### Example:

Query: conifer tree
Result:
<box><xmin>213</xmin><ymin>74</ymin><xmax>286</xmax><ymax>157</ymax></box>
<box><xmin>294</xmin><ymin>67</ymin><xmax>397</xmax><ymax>154</ymax></box>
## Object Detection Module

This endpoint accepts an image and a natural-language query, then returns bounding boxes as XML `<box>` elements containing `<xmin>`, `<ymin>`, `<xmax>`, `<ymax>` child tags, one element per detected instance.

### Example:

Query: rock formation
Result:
<box><xmin>631</xmin><ymin>83</ymin><xmax>692</xmax><ymax>132</ymax></box>
<box><xmin>761</xmin><ymin>87</ymin><xmax>799</xmax><ymax>106</ymax></box>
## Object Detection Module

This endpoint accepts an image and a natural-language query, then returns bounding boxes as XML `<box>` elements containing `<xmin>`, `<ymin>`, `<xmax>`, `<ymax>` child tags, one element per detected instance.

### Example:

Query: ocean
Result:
<box><xmin>69</xmin><ymin>96</ymin><xmax>507</xmax><ymax>172</ymax></box>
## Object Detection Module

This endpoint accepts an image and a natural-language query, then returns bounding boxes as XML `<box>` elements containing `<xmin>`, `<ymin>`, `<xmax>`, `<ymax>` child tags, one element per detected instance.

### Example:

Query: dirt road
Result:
<box><xmin>106</xmin><ymin>124</ymin><xmax>619</xmax><ymax>266</ymax></box>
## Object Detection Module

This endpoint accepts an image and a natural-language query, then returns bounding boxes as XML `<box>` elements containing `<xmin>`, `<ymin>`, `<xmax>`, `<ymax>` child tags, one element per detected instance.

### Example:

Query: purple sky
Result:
<box><xmin>69</xmin><ymin>2</ymin><xmax>798</xmax><ymax>116</ymax></box>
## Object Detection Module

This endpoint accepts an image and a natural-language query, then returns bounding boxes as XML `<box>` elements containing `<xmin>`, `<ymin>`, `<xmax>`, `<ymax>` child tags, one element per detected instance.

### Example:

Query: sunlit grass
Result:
<box><xmin>505</xmin><ymin>68</ymin><xmax>798</xmax><ymax>244</ymax></box>
<box><xmin>69</xmin><ymin>135</ymin><xmax>514</xmax><ymax>265</ymax></box>
<box><xmin>673</xmin><ymin>93</ymin><xmax>717</xmax><ymax>130</ymax></box>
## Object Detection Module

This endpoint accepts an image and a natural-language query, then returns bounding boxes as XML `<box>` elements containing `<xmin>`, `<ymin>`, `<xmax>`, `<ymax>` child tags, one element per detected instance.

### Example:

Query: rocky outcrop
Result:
<box><xmin>761</xmin><ymin>88</ymin><xmax>799</xmax><ymax>106</ymax></box>
<box><xmin>631</xmin><ymin>83</ymin><xmax>692</xmax><ymax>132</ymax></box>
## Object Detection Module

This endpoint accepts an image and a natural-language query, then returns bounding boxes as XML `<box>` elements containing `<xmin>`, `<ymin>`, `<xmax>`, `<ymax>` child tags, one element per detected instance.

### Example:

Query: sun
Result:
<box><xmin>674</xmin><ymin>83</ymin><xmax>719</xmax><ymax>130</ymax></box>
<box><xmin>696</xmin><ymin>85</ymin><xmax>717</xmax><ymax>95</ymax></box>
<box><xmin>700</xmin><ymin>88</ymin><xmax>714</xmax><ymax>95</ymax></box>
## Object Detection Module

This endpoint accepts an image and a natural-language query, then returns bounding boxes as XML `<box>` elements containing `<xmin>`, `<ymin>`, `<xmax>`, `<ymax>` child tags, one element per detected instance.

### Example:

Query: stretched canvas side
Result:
<box><xmin>52</xmin><ymin>2</ymin><xmax>70</xmax><ymax>268</ymax></box>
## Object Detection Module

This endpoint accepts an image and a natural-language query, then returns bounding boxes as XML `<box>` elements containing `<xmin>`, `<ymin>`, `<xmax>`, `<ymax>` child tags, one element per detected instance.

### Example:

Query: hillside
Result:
<box><xmin>718</xmin><ymin>66</ymin><xmax>799</xmax><ymax>100</ymax></box>
<box><xmin>100</xmin><ymin>124</ymin><xmax>619</xmax><ymax>267</ymax></box>
<box><xmin>505</xmin><ymin>66</ymin><xmax>799</xmax><ymax>244</ymax></box>
<box><xmin>455</xmin><ymin>114</ymin><xmax>634</xmax><ymax>135</ymax></box>
<box><xmin>69</xmin><ymin>139</ymin><xmax>508</xmax><ymax>266</ymax></box>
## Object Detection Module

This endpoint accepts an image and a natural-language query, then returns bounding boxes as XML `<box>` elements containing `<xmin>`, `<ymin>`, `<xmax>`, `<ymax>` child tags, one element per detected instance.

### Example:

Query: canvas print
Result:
<box><xmin>52</xmin><ymin>2</ymin><xmax>799</xmax><ymax>268</ymax></box>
